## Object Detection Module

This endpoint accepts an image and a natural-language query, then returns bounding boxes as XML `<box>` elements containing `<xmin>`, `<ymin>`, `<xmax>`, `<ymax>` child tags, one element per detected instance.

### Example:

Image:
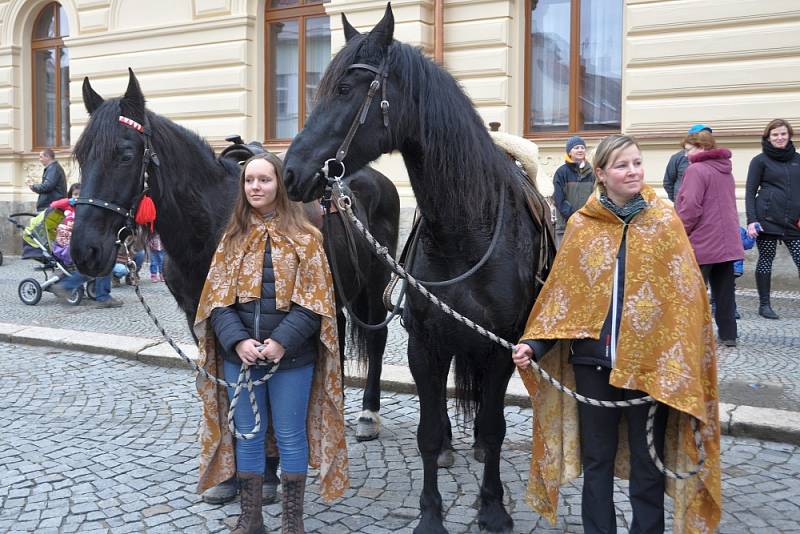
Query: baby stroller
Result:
<box><xmin>8</xmin><ymin>210</ymin><xmax>95</xmax><ymax>305</ymax></box>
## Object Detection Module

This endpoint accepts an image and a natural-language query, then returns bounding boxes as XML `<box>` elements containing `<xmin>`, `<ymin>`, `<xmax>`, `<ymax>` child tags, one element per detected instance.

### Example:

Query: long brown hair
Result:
<box><xmin>222</xmin><ymin>152</ymin><xmax>321</xmax><ymax>246</ymax></box>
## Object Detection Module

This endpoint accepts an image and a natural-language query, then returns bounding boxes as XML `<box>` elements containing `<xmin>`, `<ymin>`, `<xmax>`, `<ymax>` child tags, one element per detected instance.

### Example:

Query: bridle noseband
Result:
<box><xmin>74</xmin><ymin>114</ymin><xmax>160</xmax><ymax>237</ymax></box>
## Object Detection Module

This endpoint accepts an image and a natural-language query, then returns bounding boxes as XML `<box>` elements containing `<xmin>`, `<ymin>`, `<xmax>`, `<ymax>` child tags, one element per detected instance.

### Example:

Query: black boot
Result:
<box><xmin>755</xmin><ymin>272</ymin><xmax>779</xmax><ymax>319</ymax></box>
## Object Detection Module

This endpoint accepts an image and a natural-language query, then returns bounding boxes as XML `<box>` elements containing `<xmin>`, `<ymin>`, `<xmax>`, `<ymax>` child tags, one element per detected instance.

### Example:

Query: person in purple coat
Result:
<box><xmin>676</xmin><ymin>130</ymin><xmax>744</xmax><ymax>346</ymax></box>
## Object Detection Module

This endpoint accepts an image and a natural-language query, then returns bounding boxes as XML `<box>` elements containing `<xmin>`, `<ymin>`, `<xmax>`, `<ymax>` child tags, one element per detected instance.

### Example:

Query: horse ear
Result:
<box><xmin>122</xmin><ymin>67</ymin><xmax>146</xmax><ymax>121</ymax></box>
<box><xmin>82</xmin><ymin>77</ymin><xmax>104</xmax><ymax>115</ymax></box>
<box><xmin>342</xmin><ymin>13</ymin><xmax>361</xmax><ymax>42</ymax></box>
<box><xmin>369</xmin><ymin>2</ymin><xmax>394</xmax><ymax>49</ymax></box>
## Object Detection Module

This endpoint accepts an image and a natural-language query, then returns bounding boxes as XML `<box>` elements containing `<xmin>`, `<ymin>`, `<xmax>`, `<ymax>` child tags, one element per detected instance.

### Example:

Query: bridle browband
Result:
<box><xmin>74</xmin><ymin>114</ymin><xmax>160</xmax><ymax>237</ymax></box>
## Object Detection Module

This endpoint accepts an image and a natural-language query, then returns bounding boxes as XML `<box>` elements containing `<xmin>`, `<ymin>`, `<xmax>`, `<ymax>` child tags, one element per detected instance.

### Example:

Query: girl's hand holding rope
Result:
<box><xmin>260</xmin><ymin>339</ymin><xmax>286</xmax><ymax>364</ymax></box>
<box><xmin>235</xmin><ymin>339</ymin><xmax>266</xmax><ymax>365</ymax></box>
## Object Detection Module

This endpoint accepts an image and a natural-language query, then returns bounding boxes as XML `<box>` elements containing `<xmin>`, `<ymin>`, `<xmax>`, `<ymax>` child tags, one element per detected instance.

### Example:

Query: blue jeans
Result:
<box><xmin>150</xmin><ymin>250</ymin><xmax>165</xmax><ymax>275</ymax></box>
<box><xmin>113</xmin><ymin>250</ymin><xmax>145</xmax><ymax>278</ymax></box>
<box><xmin>223</xmin><ymin>359</ymin><xmax>314</xmax><ymax>475</ymax></box>
<box><xmin>59</xmin><ymin>273</ymin><xmax>112</xmax><ymax>301</ymax></box>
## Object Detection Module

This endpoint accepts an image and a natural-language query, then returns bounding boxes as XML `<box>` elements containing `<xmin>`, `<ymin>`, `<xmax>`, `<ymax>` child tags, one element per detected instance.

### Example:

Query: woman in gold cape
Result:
<box><xmin>194</xmin><ymin>153</ymin><xmax>349</xmax><ymax>533</ymax></box>
<box><xmin>514</xmin><ymin>135</ymin><xmax>721</xmax><ymax>533</ymax></box>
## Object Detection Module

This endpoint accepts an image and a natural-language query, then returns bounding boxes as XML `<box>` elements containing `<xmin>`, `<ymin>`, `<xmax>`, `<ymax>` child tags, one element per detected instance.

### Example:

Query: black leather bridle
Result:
<box><xmin>73</xmin><ymin>114</ymin><xmax>160</xmax><ymax>237</ymax></box>
<box><xmin>319</xmin><ymin>58</ymin><xmax>390</xmax><ymax>189</ymax></box>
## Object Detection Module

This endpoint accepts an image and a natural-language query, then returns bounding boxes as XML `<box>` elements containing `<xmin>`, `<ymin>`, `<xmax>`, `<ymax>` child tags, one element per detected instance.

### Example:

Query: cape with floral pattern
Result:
<box><xmin>193</xmin><ymin>213</ymin><xmax>349</xmax><ymax>502</ymax></box>
<box><xmin>519</xmin><ymin>185</ymin><xmax>721</xmax><ymax>533</ymax></box>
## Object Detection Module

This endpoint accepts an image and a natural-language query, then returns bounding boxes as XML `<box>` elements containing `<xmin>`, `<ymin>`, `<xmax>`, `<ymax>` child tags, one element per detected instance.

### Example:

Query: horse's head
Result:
<box><xmin>71</xmin><ymin>69</ymin><xmax>152</xmax><ymax>276</ymax></box>
<box><xmin>284</xmin><ymin>4</ymin><xmax>399</xmax><ymax>202</ymax></box>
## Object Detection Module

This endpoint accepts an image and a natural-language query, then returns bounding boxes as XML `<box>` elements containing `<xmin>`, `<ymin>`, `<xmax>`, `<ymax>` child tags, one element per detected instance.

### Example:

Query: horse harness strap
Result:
<box><xmin>74</xmin><ymin>114</ymin><xmax>160</xmax><ymax>234</ymax></box>
<box><xmin>321</xmin><ymin>60</ymin><xmax>389</xmax><ymax>184</ymax></box>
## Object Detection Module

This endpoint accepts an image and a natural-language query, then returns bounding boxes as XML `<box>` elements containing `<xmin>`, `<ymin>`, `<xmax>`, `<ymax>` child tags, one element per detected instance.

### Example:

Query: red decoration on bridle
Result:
<box><xmin>118</xmin><ymin>115</ymin><xmax>144</xmax><ymax>133</ymax></box>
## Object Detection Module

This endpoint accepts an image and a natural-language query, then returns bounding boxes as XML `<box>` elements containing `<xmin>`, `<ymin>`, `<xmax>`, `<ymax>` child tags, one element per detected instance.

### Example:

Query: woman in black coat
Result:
<box><xmin>745</xmin><ymin>119</ymin><xmax>800</xmax><ymax>319</ymax></box>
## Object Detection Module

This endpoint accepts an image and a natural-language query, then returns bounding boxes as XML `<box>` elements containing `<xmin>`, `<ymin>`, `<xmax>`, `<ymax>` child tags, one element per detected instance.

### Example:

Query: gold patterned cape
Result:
<box><xmin>518</xmin><ymin>185</ymin><xmax>721</xmax><ymax>533</ymax></box>
<box><xmin>193</xmin><ymin>213</ymin><xmax>349</xmax><ymax>502</ymax></box>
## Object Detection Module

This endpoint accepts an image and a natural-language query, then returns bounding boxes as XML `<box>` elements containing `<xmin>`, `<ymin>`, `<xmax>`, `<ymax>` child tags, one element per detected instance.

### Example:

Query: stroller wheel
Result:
<box><xmin>67</xmin><ymin>286</ymin><xmax>84</xmax><ymax>306</ymax></box>
<box><xmin>19</xmin><ymin>278</ymin><xmax>42</xmax><ymax>305</ymax></box>
<box><xmin>86</xmin><ymin>279</ymin><xmax>97</xmax><ymax>300</ymax></box>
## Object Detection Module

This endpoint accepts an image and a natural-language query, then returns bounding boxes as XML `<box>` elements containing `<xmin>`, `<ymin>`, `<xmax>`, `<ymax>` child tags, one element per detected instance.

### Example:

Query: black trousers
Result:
<box><xmin>700</xmin><ymin>261</ymin><xmax>737</xmax><ymax>341</ymax></box>
<box><xmin>574</xmin><ymin>365</ymin><xmax>668</xmax><ymax>534</ymax></box>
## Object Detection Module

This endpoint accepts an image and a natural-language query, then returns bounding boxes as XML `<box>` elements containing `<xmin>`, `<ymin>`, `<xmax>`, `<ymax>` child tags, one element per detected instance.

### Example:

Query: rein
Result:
<box><xmin>74</xmin><ymin>114</ymin><xmax>160</xmax><ymax>235</ymax></box>
<box><xmin>327</xmin><ymin>189</ymin><xmax>706</xmax><ymax>480</ymax></box>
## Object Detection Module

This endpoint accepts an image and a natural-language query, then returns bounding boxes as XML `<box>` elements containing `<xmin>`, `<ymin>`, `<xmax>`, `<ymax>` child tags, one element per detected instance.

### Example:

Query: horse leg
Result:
<box><xmin>356</xmin><ymin>294</ymin><xmax>388</xmax><ymax>441</ymax></box>
<box><xmin>409</xmin><ymin>336</ymin><xmax>450</xmax><ymax>534</ymax></box>
<box><xmin>437</xmin><ymin>357</ymin><xmax>455</xmax><ymax>468</ymax></box>
<box><xmin>475</xmin><ymin>355</ymin><xmax>514</xmax><ymax>533</ymax></box>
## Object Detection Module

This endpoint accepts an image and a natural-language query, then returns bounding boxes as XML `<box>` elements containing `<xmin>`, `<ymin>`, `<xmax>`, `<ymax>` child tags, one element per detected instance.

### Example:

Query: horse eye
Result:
<box><xmin>120</xmin><ymin>153</ymin><xmax>134</xmax><ymax>163</ymax></box>
<box><xmin>337</xmin><ymin>84</ymin><xmax>351</xmax><ymax>96</ymax></box>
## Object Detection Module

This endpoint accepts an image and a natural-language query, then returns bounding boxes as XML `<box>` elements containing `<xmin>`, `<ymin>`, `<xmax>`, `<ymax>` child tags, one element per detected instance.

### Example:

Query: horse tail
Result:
<box><xmin>452</xmin><ymin>349</ymin><xmax>484</xmax><ymax>419</ymax></box>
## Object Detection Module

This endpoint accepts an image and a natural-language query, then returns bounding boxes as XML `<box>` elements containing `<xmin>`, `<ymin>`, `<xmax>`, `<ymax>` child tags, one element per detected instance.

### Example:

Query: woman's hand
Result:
<box><xmin>260</xmin><ymin>339</ymin><xmax>286</xmax><ymax>364</ymax></box>
<box><xmin>747</xmin><ymin>222</ymin><xmax>761</xmax><ymax>239</ymax></box>
<box><xmin>512</xmin><ymin>344</ymin><xmax>534</xmax><ymax>370</ymax></box>
<box><xmin>235</xmin><ymin>339</ymin><xmax>265</xmax><ymax>365</ymax></box>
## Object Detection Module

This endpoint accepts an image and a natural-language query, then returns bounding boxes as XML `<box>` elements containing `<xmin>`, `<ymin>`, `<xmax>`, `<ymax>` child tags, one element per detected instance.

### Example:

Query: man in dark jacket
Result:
<box><xmin>553</xmin><ymin>135</ymin><xmax>595</xmax><ymax>246</ymax></box>
<box><xmin>28</xmin><ymin>149</ymin><xmax>67</xmax><ymax>211</ymax></box>
<box><xmin>663</xmin><ymin>124</ymin><xmax>712</xmax><ymax>201</ymax></box>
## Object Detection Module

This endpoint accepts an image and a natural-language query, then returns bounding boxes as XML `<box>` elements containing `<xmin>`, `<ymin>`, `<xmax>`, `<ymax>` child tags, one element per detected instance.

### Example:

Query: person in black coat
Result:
<box><xmin>663</xmin><ymin>124</ymin><xmax>712</xmax><ymax>201</ymax></box>
<box><xmin>745</xmin><ymin>119</ymin><xmax>800</xmax><ymax>319</ymax></box>
<box><xmin>553</xmin><ymin>135</ymin><xmax>595</xmax><ymax>246</ymax></box>
<box><xmin>27</xmin><ymin>148</ymin><xmax>67</xmax><ymax>211</ymax></box>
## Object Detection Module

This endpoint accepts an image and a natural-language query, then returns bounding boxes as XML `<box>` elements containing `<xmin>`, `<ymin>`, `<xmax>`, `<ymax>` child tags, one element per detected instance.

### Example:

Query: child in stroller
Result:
<box><xmin>8</xmin><ymin>203</ymin><xmax>91</xmax><ymax>305</ymax></box>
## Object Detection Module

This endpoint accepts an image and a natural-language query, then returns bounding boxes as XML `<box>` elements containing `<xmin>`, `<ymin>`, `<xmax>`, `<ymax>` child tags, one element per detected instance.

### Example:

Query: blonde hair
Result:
<box><xmin>223</xmin><ymin>153</ymin><xmax>321</xmax><ymax>247</ymax></box>
<box><xmin>592</xmin><ymin>134</ymin><xmax>641</xmax><ymax>194</ymax></box>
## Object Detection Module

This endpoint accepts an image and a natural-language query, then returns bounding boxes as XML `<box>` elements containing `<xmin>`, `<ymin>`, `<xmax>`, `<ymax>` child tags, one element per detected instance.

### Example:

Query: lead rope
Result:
<box><xmin>329</xmin><ymin>189</ymin><xmax>705</xmax><ymax>480</ymax></box>
<box><xmin>120</xmin><ymin>234</ymin><xmax>277</xmax><ymax>440</ymax></box>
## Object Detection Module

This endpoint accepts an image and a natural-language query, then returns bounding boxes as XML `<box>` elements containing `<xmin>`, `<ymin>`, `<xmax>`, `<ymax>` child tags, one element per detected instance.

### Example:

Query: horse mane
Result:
<box><xmin>318</xmin><ymin>36</ymin><xmax>514</xmax><ymax>223</ymax></box>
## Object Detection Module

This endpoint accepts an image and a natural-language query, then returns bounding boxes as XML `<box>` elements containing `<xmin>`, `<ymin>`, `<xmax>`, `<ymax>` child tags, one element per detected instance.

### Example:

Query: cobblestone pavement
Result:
<box><xmin>1</xmin><ymin>345</ymin><xmax>799</xmax><ymax>533</ymax></box>
<box><xmin>2</xmin><ymin>256</ymin><xmax>800</xmax><ymax>410</ymax></box>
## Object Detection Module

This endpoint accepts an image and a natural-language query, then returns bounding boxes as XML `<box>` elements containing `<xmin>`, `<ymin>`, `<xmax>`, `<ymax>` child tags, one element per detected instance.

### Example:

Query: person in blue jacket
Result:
<box><xmin>553</xmin><ymin>136</ymin><xmax>595</xmax><ymax>246</ymax></box>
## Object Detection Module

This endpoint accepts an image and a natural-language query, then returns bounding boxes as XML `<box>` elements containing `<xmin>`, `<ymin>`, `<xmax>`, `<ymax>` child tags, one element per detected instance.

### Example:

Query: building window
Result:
<box><xmin>32</xmin><ymin>2</ymin><xmax>70</xmax><ymax>149</ymax></box>
<box><xmin>266</xmin><ymin>1</ymin><xmax>331</xmax><ymax>141</ymax></box>
<box><xmin>525</xmin><ymin>0</ymin><xmax>622</xmax><ymax>136</ymax></box>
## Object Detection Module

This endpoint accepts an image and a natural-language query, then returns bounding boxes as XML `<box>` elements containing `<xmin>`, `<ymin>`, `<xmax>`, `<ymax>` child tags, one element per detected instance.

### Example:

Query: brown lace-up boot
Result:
<box><xmin>280</xmin><ymin>472</ymin><xmax>306</xmax><ymax>534</ymax></box>
<box><xmin>231</xmin><ymin>472</ymin><xmax>265</xmax><ymax>534</ymax></box>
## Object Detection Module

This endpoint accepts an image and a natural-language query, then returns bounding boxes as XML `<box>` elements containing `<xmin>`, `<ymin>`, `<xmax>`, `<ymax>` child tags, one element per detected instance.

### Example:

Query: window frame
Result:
<box><xmin>264</xmin><ymin>1</ymin><xmax>328</xmax><ymax>143</ymax></box>
<box><xmin>523</xmin><ymin>0</ymin><xmax>621</xmax><ymax>140</ymax></box>
<box><xmin>31</xmin><ymin>2</ymin><xmax>70</xmax><ymax>150</ymax></box>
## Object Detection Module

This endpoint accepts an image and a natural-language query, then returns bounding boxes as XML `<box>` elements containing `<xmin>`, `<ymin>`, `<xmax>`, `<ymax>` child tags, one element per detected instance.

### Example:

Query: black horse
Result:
<box><xmin>69</xmin><ymin>69</ymin><xmax>400</xmax><ymax>441</ymax></box>
<box><xmin>283</xmin><ymin>6</ymin><xmax>551</xmax><ymax>534</ymax></box>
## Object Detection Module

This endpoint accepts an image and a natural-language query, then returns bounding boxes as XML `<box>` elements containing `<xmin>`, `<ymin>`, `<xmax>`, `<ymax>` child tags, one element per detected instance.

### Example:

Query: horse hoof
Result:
<box><xmin>263</xmin><ymin>482</ymin><xmax>279</xmax><ymax>505</ymax></box>
<box><xmin>356</xmin><ymin>410</ymin><xmax>380</xmax><ymax>441</ymax></box>
<box><xmin>414</xmin><ymin>517</ymin><xmax>449</xmax><ymax>534</ymax></box>
<box><xmin>473</xmin><ymin>445</ymin><xmax>486</xmax><ymax>463</ymax></box>
<box><xmin>437</xmin><ymin>448</ymin><xmax>455</xmax><ymax>468</ymax></box>
<box><xmin>477</xmin><ymin>501</ymin><xmax>513</xmax><ymax>533</ymax></box>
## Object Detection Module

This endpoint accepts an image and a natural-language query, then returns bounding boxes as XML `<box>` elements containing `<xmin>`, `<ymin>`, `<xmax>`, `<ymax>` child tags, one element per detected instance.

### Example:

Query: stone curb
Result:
<box><xmin>2</xmin><ymin>321</ymin><xmax>799</xmax><ymax>446</ymax></box>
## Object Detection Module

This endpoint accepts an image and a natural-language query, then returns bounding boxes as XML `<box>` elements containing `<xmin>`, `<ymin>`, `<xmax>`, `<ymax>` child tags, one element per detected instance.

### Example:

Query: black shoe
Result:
<box><xmin>735</xmin><ymin>310</ymin><xmax>741</xmax><ymax>320</ymax></box>
<box><xmin>720</xmin><ymin>338</ymin><xmax>737</xmax><ymax>347</ymax></box>
<box><xmin>201</xmin><ymin>476</ymin><xmax>239</xmax><ymax>505</ymax></box>
<box><xmin>755</xmin><ymin>272</ymin><xmax>780</xmax><ymax>319</ymax></box>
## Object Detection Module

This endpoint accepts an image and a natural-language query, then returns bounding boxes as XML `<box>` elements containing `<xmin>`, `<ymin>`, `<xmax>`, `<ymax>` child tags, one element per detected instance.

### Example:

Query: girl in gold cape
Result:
<box><xmin>514</xmin><ymin>135</ymin><xmax>721</xmax><ymax>533</ymax></box>
<box><xmin>194</xmin><ymin>153</ymin><xmax>348</xmax><ymax>533</ymax></box>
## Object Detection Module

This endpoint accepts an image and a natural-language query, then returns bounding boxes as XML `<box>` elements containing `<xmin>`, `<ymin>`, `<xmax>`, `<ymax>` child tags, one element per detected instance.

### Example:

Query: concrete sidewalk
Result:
<box><xmin>2</xmin><ymin>320</ymin><xmax>799</xmax><ymax>446</ymax></box>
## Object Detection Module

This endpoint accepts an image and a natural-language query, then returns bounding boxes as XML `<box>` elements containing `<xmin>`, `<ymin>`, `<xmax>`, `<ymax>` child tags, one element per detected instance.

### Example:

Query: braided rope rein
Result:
<box><xmin>333</xmin><ymin>191</ymin><xmax>705</xmax><ymax>480</ymax></box>
<box><xmin>121</xmin><ymin>241</ymin><xmax>277</xmax><ymax>440</ymax></box>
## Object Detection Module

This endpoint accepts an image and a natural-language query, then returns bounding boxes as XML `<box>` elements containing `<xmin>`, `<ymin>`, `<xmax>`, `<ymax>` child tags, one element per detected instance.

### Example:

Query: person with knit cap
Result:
<box><xmin>552</xmin><ymin>135</ymin><xmax>595</xmax><ymax>247</ymax></box>
<box><xmin>676</xmin><ymin>129</ymin><xmax>744</xmax><ymax>347</ymax></box>
<box><xmin>512</xmin><ymin>134</ymin><xmax>721</xmax><ymax>534</ymax></box>
<box><xmin>663</xmin><ymin>124</ymin><xmax>712</xmax><ymax>201</ymax></box>
<box><xmin>745</xmin><ymin>118</ymin><xmax>800</xmax><ymax>319</ymax></box>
